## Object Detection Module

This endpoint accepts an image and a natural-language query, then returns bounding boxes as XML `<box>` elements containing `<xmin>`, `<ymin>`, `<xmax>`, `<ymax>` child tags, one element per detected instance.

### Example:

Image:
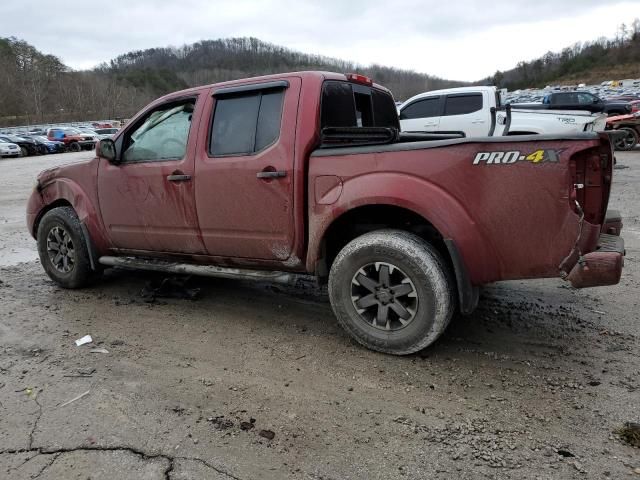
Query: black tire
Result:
<box><xmin>614</xmin><ymin>128</ymin><xmax>639</xmax><ymax>151</ymax></box>
<box><xmin>19</xmin><ymin>146</ymin><xmax>28</xmax><ymax>157</ymax></box>
<box><xmin>37</xmin><ymin>207</ymin><xmax>96</xmax><ymax>289</ymax></box>
<box><xmin>69</xmin><ymin>142</ymin><xmax>81</xmax><ymax>152</ymax></box>
<box><xmin>39</xmin><ymin>145</ymin><xmax>48</xmax><ymax>155</ymax></box>
<box><xmin>328</xmin><ymin>229</ymin><xmax>455</xmax><ymax>355</ymax></box>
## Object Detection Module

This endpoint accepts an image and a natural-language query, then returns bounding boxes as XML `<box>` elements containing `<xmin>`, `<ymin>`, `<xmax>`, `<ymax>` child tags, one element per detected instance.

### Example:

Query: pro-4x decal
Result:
<box><xmin>473</xmin><ymin>149</ymin><xmax>565</xmax><ymax>165</ymax></box>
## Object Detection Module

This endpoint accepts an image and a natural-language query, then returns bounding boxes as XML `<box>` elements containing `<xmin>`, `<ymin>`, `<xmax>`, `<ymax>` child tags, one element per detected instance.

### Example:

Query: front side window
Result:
<box><xmin>210</xmin><ymin>89</ymin><xmax>284</xmax><ymax>156</ymax></box>
<box><xmin>577</xmin><ymin>93</ymin><xmax>595</xmax><ymax>104</ymax></box>
<box><xmin>399</xmin><ymin>97</ymin><xmax>440</xmax><ymax>119</ymax></box>
<box><xmin>122</xmin><ymin>99</ymin><xmax>195</xmax><ymax>163</ymax></box>
<box><xmin>444</xmin><ymin>93</ymin><xmax>483</xmax><ymax>116</ymax></box>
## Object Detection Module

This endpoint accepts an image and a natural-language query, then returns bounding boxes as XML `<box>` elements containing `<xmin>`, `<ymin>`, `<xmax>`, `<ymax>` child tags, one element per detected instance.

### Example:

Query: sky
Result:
<box><xmin>2</xmin><ymin>0</ymin><xmax>639</xmax><ymax>81</ymax></box>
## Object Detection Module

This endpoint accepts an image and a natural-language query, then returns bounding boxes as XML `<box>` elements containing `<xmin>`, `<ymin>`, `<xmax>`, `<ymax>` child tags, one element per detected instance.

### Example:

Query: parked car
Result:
<box><xmin>27</xmin><ymin>71</ymin><xmax>624</xmax><ymax>355</ymax></box>
<box><xmin>29</xmin><ymin>135</ymin><xmax>66</xmax><ymax>154</ymax></box>
<box><xmin>398</xmin><ymin>86</ymin><xmax>606</xmax><ymax>137</ymax></box>
<box><xmin>0</xmin><ymin>135</ymin><xmax>39</xmax><ymax>156</ymax></box>
<box><xmin>533</xmin><ymin>91</ymin><xmax>632</xmax><ymax>116</ymax></box>
<box><xmin>606</xmin><ymin>112</ymin><xmax>640</xmax><ymax>151</ymax></box>
<box><xmin>605</xmin><ymin>94</ymin><xmax>640</xmax><ymax>102</ymax></box>
<box><xmin>94</xmin><ymin>128</ymin><xmax>119</xmax><ymax>138</ymax></box>
<box><xmin>46</xmin><ymin>128</ymin><xmax>96</xmax><ymax>151</ymax></box>
<box><xmin>0</xmin><ymin>138</ymin><xmax>21</xmax><ymax>158</ymax></box>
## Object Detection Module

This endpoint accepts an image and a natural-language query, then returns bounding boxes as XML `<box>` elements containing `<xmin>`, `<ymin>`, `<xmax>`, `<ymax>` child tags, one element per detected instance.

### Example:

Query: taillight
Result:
<box><xmin>570</xmin><ymin>145</ymin><xmax>612</xmax><ymax>225</ymax></box>
<box><xmin>346</xmin><ymin>73</ymin><xmax>373</xmax><ymax>86</ymax></box>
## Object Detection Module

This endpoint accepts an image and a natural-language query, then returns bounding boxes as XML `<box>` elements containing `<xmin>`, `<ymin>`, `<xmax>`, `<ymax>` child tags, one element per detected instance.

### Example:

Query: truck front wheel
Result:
<box><xmin>69</xmin><ymin>142</ymin><xmax>81</xmax><ymax>152</ymax></box>
<box><xmin>37</xmin><ymin>207</ymin><xmax>96</xmax><ymax>289</ymax></box>
<box><xmin>328</xmin><ymin>230</ymin><xmax>455</xmax><ymax>355</ymax></box>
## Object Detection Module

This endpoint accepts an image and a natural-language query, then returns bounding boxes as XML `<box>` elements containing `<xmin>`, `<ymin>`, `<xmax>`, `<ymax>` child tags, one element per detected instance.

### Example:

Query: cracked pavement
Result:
<box><xmin>0</xmin><ymin>150</ymin><xmax>639</xmax><ymax>479</ymax></box>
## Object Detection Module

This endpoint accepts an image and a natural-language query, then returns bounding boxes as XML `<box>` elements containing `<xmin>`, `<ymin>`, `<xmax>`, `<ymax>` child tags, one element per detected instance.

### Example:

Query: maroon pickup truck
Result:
<box><xmin>26</xmin><ymin>71</ymin><xmax>624</xmax><ymax>355</ymax></box>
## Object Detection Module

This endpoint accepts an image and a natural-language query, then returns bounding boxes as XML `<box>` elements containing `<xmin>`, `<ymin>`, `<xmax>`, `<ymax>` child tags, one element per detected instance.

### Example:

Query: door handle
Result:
<box><xmin>257</xmin><ymin>170</ymin><xmax>287</xmax><ymax>179</ymax></box>
<box><xmin>167</xmin><ymin>174</ymin><xmax>191</xmax><ymax>182</ymax></box>
<box><xmin>471</xmin><ymin>120</ymin><xmax>485</xmax><ymax>124</ymax></box>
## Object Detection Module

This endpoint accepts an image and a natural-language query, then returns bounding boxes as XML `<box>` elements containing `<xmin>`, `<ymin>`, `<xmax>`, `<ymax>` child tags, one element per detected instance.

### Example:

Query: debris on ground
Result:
<box><xmin>90</xmin><ymin>348</ymin><xmax>109</xmax><ymax>354</ymax></box>
<box><xmin>59</xmin><ymin>390</ymin><xmax>90</xmax><ymax>407</ymax></box>
<box><xmin>616</xmin><ymin>422</ymin><xmax>640</xmax><ymax>447</ymax></box>
<box><xmin>64</xmin><ymin>368</ymin><xmax>95</xmax><ymax>377</ymax></box>
<box><xmin>259</xmin><ymin>429</ymin><xmax>275</xmax><ymax>440</ymax></box>
<box><xmin>208</xmin><ymin>416</ymin><xmax>233</xmax><ymax>430</ymax></box>
<box><xmin>75</xmin><ymin>335</ymin><xmax>93</xmax><ymax>346</ymax></box>
<box><xmin>140</xmin><ymin>276</ymin><xmax>201</xmax><ymax>302</ymax></box>
<box><xmin>240</xmin><ymin>420</ymin><xmax>255</xmax><ymax>431</ymax></box>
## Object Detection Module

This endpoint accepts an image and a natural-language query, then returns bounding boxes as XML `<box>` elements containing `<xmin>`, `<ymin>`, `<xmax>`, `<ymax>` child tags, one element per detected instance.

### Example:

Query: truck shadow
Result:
<box><xmin>95</xmin><ymin>268</ymin><xmax>632</xmax><ymax>364</ymax></box>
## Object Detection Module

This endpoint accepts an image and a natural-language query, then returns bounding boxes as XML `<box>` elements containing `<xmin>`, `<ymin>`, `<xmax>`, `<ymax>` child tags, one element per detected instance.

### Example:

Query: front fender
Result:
<box><xmin>32</xmin><ymin>178</ymin><xmax>110</xmax><ymax>255</ymax></box>
<box><xmin>307</xmin><ymin>172</ymin><xmax>498</xmax><ymax>283</ymax></box>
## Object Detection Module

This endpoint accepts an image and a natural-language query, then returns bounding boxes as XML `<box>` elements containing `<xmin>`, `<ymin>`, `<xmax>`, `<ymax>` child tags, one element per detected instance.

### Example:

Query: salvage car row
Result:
<box><xmin>0</xmin><ymin>127</ymin><xmax>119</xmax><ymax>158</ymax></box>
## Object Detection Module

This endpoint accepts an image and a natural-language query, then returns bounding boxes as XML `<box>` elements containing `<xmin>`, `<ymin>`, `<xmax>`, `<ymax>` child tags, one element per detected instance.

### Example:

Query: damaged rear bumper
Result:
<box><xmin>567</xmin><ymin>233</ymin><xmax>625</xmax><ymax>288</ymax></box>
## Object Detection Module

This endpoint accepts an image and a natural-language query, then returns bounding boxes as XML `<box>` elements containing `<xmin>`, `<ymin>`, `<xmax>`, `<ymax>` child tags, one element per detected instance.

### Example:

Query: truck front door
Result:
<box><xmin>399</xmin><ymin>96</ymin><xmax>441</xmax><ymax>132</ymax></box>
<box><xmin>97</xmin><ymin>96</ymin><xmax>206</xmax><ymax>254</ymax></box>
<box><xmin>193</xmin><ymin>78</ymin><xmax>301</xmax><ymax>261</ymax></box>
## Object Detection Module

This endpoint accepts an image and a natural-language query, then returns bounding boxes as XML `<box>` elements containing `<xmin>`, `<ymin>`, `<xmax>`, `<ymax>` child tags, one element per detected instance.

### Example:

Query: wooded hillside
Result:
<box><xmin>488</xmin><ymin>19</ymin><xmax>640</xmax><ymax>89</ymax></box>
<box><xmin>0</xmin><ymin>37</ymin><xmax>460</xmax><ymax>127</ymax></box>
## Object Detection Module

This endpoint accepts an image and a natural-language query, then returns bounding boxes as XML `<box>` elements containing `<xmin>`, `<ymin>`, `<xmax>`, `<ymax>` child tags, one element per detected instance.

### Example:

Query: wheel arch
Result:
<box><xmin>32</xmin><ymin>198</ymin><xmax>73</xmax><ymax>237</ymax></box>
<box><xmin>36</xmin><ymin>178</ymin><xmax>110</xmax><ymax>256</ymax></box>
<box><xmin>312</xmin><ymin>203</ymin><xmax>479</xmax><ymax>314</ymax></box>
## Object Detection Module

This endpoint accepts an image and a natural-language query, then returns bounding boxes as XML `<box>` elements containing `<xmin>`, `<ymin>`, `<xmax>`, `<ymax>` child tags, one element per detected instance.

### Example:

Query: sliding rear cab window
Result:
<box><xmin>321</xmin><ymin>80</ymin><xmax>399</xmax><ymax>130</ymax></box>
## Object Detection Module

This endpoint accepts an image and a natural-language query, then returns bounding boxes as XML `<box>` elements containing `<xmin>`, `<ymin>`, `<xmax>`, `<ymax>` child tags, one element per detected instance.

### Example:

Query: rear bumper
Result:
<box><xmin>603</xmin><ymin>209</ymin><xmax>623</xmax><ymax>236</ymax></box>
<box><xmin>567</xmin><ymin>233</ymin><xmax>625</xmax><ymax>288</ymax></box>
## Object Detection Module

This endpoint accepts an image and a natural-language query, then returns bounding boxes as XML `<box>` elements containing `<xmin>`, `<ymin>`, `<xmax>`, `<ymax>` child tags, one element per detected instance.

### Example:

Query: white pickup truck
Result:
<box><xmin>398</xmin><ymin>86</ymin><xmax>607</xmax><ymax>137</ymax></box>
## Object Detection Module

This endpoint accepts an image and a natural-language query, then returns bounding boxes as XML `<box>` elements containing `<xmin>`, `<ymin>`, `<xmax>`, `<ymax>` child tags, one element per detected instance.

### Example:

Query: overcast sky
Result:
<box><xmin>3</xmin><ymin>0</ymin><xmax>639</xmax><ymax>80</ymax></box>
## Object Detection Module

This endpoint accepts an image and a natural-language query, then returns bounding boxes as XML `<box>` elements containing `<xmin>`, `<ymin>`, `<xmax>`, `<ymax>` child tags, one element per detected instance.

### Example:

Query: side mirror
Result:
<box><xmin>97</xmin><ymin>138</ymin><xmax>118</xmax><ymax>164</ymax></box>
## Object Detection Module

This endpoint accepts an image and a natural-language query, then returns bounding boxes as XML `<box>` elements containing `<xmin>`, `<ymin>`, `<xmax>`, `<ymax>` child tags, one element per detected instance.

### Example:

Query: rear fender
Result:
<box><xmin>307</xmin><ymin>173</ymin><xmax>497</xmax><ymax>284</ymax></box>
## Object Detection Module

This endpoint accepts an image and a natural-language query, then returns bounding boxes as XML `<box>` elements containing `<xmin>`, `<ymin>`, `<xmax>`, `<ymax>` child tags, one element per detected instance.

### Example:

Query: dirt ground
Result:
<box><xmin>0</xmin><ymin>149</ymin><xmax>638</xmax><ymax>480</ymax></box>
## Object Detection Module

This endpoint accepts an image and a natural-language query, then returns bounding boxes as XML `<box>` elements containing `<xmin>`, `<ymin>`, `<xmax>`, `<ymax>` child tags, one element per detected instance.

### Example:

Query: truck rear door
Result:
<box><xmin>193</xmin><ymin>78</ymin><xmax>301</xmax><ymax>261</ymax></box>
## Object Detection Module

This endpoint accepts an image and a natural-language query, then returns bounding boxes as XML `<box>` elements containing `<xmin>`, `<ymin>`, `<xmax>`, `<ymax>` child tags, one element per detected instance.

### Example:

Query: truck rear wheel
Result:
<box><xmin>328</xmin><ymin>230</ymin><xmax>455</xmax><ymax>355</ymax></box>
<box><xmin>37</xmin><ymin>207</ymin><xmax>95</xmax><ymax>289</ymax></box>
<box><xmin>69</xmin><ymin>142</ymin><xmax>81</xmax><ymax>152</ymax></box>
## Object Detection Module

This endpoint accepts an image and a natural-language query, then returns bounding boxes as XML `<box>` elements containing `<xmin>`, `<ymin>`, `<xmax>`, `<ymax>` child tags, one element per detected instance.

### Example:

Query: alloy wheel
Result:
<box><xmin>350</xmin><ymin>262</ymin><xmax>418</xmax><ymax>331</ymax></box>
<box><xmin>46</xmin><ymin>226</ymin><xmax>75</xmax><ymax>273</ymax></box>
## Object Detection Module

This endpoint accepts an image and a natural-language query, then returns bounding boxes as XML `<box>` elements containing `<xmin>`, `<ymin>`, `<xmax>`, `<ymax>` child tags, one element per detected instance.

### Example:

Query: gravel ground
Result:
<box><xmin>0</xmin><ymin>149</ymin><xmax>638</xmax><ymax>479</ymax></box>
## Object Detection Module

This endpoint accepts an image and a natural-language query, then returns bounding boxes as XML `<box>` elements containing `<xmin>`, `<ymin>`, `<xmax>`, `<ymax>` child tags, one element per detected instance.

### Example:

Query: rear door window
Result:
<box><xmin>443</xmin><ymin>94</ymin><xmax>483</xmax><ymax>116</ymax></box>
<box><xmin>399</xmin><ymin>97</ymin><xmax>440</xmax><ymax>119</ymax></box>
<box><xmin>210</xmin><ymin>89</ymin><xmax>284</xmax><ymax>156</ymax></box>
